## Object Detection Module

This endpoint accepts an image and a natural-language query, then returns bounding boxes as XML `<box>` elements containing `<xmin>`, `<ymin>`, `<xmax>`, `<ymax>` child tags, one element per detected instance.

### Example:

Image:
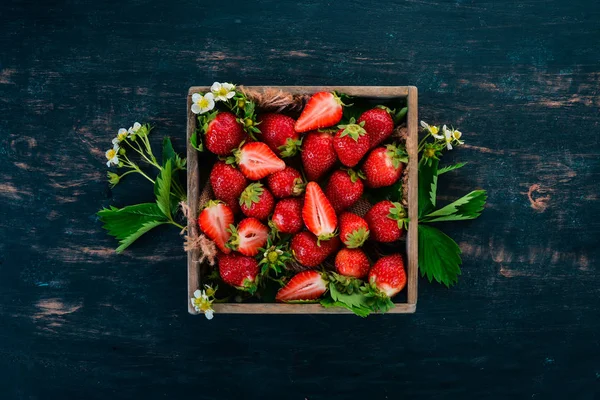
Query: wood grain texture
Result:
<box><xmin>187</xmin><ymin>86</ymin><xmax>417</xmax><ymax>314</ymax></box>
<box><xmin>0</xmin><ymin>0</ymin><xmax>599</xmax><ymax>398</ymax></box>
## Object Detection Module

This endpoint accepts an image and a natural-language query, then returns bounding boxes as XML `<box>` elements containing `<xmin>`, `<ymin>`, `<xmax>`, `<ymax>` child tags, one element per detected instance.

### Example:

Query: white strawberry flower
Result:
<box><xmin>451</xmin><ymin>128</ymin><xmax>464</xmax><ymax>145</ymax></box>
<box><xmin>128</xmin><ymin>122</ymin><xmax>142</xmax><ymax>136</ymax></box>
<box><xmin>442</xmin><ymin>125</ymin><xmax>453</xmax><ymax>150</ymax></box>
<box><xmin>105</xmin><ymin>143</ymin><xmax>120</xmax><ymax>167</ymax></box>
<box><xmin>112</xmin><ymin>128</ymin><xmax>129</xmax><ymax>145</ymax></box>
<box><xmin>420</xmin><ymin>120</ymin><xmax>443</xmax><ymax>139</ymax></box>
<box><xmin>210</xmin><ymin>82</ymin><xmax>236</xmax><ymax>102</ymax></box>
<box><xmin>191</xmin><ymin>289</ymin><xmax>215</xmax><ymax>320</ymax></box>
<box><xmin>191</xmin><ymin>92</ymin><xmax>215</xmax><ymax>114</ymax></box>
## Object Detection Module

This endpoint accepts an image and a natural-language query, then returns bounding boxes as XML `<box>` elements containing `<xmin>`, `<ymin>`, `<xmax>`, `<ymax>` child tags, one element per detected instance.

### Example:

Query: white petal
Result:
<box><xmin>446</xmin><ymin>143</ymin><xmax>453</xmax><ymax>150</ymax></box>
<box><xmin>133</xmin><ymin>122</ymin><xmax>141</xmax><ymax>131</ymax></box>
<box><xmin>111</xmin><ymin>155</ymin><xmax>119</xmax><ymax>164</ymax></box>
<box><xmin>420</xmin><ymin>121</ymin><xmax>429</xmax><ymax>129</ymax></box>
<box><xmin>191</xmin><ymin>103</ymin><xmax>201</xmax><ymax>114</ymax></box>
<box><xmin>106</xmin><ymin>160</ymin><xmax>112</xmax><ymax>167</ymax></box>
<box><xmin>193</xmin><ymin>289</ymin><xmax>202</xmax><ymax>298</ymax></box>
<box><xmin>204</xmin><ymin>309</ymin><xmax>214</xmax><ymax>320</ymax></box>
<box><xmin>204</xmin><ymin>92</ymin><xmax>215</xmax><ymax>101</ymax></box>
<box><xmin>118</xmin><ymin>128</ymin><xmax>127</xmax><ymax>135</ymax></box>
<box><xmin>210</xmin><ymin>82</ymin><xmax>221</xmax><ymax>92</ymax></box>
<box><xmin>432</xmin><ymin>133</ymin><xmax>444</xmax><ymax>140</ymax></box>
<box><xmin>112</xmin><ymin>138</ymin><xmax>119</xmax><ymax>145</ymax></box>
<box><xmin>113</xmin><ymin>143</ymin><xmax>120</xmax><ymax>151</ymax></box>
<box><xmin>206</xmin><ymin>98</ymin><xmax>215</xmax><ymax>110</ymax></box>
<box><xmin>222</xmin><ymin>82</ymin><xmax>235</xmax><ymax>90</ymax></box>
<box><xmin>192</xmin><ymin>93</ymin><xmax>202</xmax><ymax>102</ymax></box>
<box><xmin>225</xmin><ymin>91</ymin><xmax>236</xmax><ymax>99</ymax></box>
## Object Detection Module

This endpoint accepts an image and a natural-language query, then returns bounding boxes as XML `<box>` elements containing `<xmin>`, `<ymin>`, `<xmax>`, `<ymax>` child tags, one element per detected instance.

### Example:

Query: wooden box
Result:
<box><xmin>187</xmin><ymin>86</ymin><xmax>418</xmax><ymax>314</ymax></box>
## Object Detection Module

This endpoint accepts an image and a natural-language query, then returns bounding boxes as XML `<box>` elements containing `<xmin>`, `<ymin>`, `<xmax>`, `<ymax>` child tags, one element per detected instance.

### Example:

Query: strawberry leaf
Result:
<box><xmin>418</xmin><ymin>224</ymin><xmax>461</xmax><ymax>287</ymax></box>
<box><xmin>97</xmin><ymin>203</ymin><xmax>168</xmax><ymax>253</ymax></box>
<box><xmin>190</xmin><ymin>130</ymin><xmax>203</xmax><ymax>152</ymax></box>
<box><xmin>418</xmin><ymin>157</ymin><xmax>438</xmax><ymax>217</ymax></box>
<box><xmin>437</xmin><ymin>162</ymin><xmax>467</xmax><ymax>175</ymax></box>
<box><xmin>154</xmin><ymin>159</ymin><xmax>173</xmax><ymax>220</ymax></box>
<box><xmin>162</xmin><ymin>137</ymin><xmax>176</xmax><ymax>166</ymax></box>
<box><xmin>320</xmin><ymin>283</ymin><xmax>373</xmax><ymax>317</ymax></box>
<box><xmin>421</xmin><ymin>190</ymin><xmax>487</xmax><ymax>223</ymax></box>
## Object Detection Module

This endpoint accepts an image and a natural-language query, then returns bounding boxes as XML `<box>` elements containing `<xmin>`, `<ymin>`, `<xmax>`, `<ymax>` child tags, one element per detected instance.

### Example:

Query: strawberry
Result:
<box><xmin>227</xmin><ymin>217</ymin><xmax>269</xmax><ymax>257</ymax></box>
<box><xmin>270</xmin><ymin>198</ymin><xmax>303</xmax><ymax>234</ymax></box>
<box><xmin>233</xmin><ymin>141</ymin><xmax>286</xmax><ymax>180</ymax></box>
<box><xmin>290</xmin><ymin>231</ymin><xmax>341</xmax><ymax>267</ymax></box>
<box><xmin>301</xmin><ymin>131</ymin><xmax>337</xmax><ymax>181</ymax></box>
<box><xmin>275</xmin><ymin>270</ymin><xmax>328</xmax><ymax>302</ymax></box>
<box><xmin>339</xmin><ymin>212</ymin><xmax>370</xmax><ymax>248</ymax></box>
<box><xmin>357</xmin><ymin>107</ymin><xmax>395</xmax><ymax>148</ymax></box>
<box><xmin>209</xmin><ymin>161</ymin><xmax>247</xmax><ymax>214</ymax></box>
<box><xmin>205</xmin><ymin>112</ymin><xmax>246</xmax><ymax>155</ymax></box>
<box><xmin>335</xmin><ymin>248</ymin><xmax>370</xmax><ymax>279</ymax></box>
<box><xmin>295</xmin><ymin>92</ymin><xmax>344</xmax><ymax>133</ymax></box>
<box><xmin>302</xmin><ymin>182</ymin><xmax>338</xmax><ymax>241</ymax></box>
<box><xmin>333</xmin><ymin>119</ymin><xmax>370</xmax><ymax>167</ymax></box>
<box><xmin>257</xmin><ymin>113</ymin><xmax>302</xmax><ymax>157</ymax></box>
<box><xmin>364</xmin><ymin>201</ymin><xmax>408</xmax><ymax>242</ymax></box>
<box><xmin>239</xmin><ymin>182</ymin><xmax>274</xmax><ymax>221</ymax></box>
<box><xmin>198</xmin><ymin>200</ymin><xmax>234</xmax><ymax>253</ymax></box>
<box><xmin>218</xmin><ymin>252</ymin><xmax>259</xmax><ymax>293</ymax></box>
<box><xmin>266</xmin><ymin>167</ymin><xmax>305</xmax><ymax>198</ymax></box>
<box><xmin>325</xmin><ymin>169</ymin><xmax>364</xmax><ymax>213</ymax></box>
<box><xmin>362</xmin><ymin>143</ymin><xmax>407</xmax><ymax>188</ymax></box>
<box><xmin>368</xmin><ymin>254</ymin><xmax>406</xmax><ymax>297</ymax></box>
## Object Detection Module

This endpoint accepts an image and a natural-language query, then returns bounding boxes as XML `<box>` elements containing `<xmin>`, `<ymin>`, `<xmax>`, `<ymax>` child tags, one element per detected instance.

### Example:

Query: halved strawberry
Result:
<box><xmin>302</xmin><ymin>182</ymin><xmax>338</xmax><ymax>242</ymax></box>
<box><xmin>295</xmin><ymin>92</ymin><xmax>344</xmax><ymax>133</ymax></box>
<box><xmin>227</xmin><ymin>218</ymin><xmax>269</xmax><ymax>257</ymax></box>
<box><xmin>198</xmin><ymin>200</ymin><xmax>234</xmax><ymax>253</ymax></box>
<box><xmin>233</xmin><ymin>142</ymin><xmax>286</xmax><ymax>180</ymax></box>
<box><xmin>275</xmin><ymin>270</ymin><xmax>328</xmax><ymax>302</ymax></box>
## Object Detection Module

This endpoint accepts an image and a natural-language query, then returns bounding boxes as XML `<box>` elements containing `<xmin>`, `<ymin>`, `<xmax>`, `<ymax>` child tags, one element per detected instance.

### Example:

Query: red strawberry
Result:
<box><xmin>205</xmin><ymin>112</ymin><xmax>246</xmax><ymax>155</ymax></box>
<box><xmin>364</xmin><ymin>201</ymin><xmax>408</xmax><ymax>242</ymax></box>
<box><xmin>275</xmin><ymin>270</ymin><xmax>328</xmax><ymax>301</ymax></box>
<box><xmin>325</xmin><ymin>169</ymin><xmax>364</xmax><ymax>213</ymax></box>
<box><xmin>218</xmin><ymin>252</ymin><xmax>259</xmax><ymax>293</ymax></box>
<box><xmin>257</xmin><ymin>113</ymin><xmax>302</xmax><ymax>157</ymax></box>
<box><xmin>357</xmin><ymin>107</ymin><xmax>395</xmax><ymax>148</ymax></box>
<box><xmin>333</xmin><ymin>119</ymin><xmax>370</xmax><ymax>167</ymax></box>
<box><xmin>362</xmin><ymin>143</ymin><xmax>407</xmax><ymax>188</ymax></box>
<box><xmin>301</xmin><ymin>131</ymin><xmax>337</xmax><ymax>181</ymax></box>
<box><xmin>369</xmin><ymin>254</ymin><xmax>407</xmax><ymax>297</ymax></box>
<box><xmin>209</xmin><ymin>161</ymin><xmax>247</xmax><ymax>214</ymax></box>
<box><xmin>290</xmin><ymin>231</ymin><xmax>341</xmax><ymax>267</ymax></box>
<box><xmin>335</xmin><ymin>248</ymin><xmax>370</xmax><ymax>279</ymax></box>
<box><xmin>339</xmin><ymin>212</ymin><xmax>370</xmax><ymax>248</ymax></box>
<box><xmin>295</xmin><ymin>92</ymin><xmax>344</xmax><ymax>133</ymax></box>
<box><xmin>302</xmin><ymin>182</ymin><xmax>338</xmax><ymax>241</ymax></box>
<box><xmin>271</xmin><ymin>198</ymin><xmax>303</xmax><ymax>234</ymax></box>
<box><xmin>239</xmin><ymin>183</ymin><xmax>274</xmax><ymax>221</ymax></box>
<box><xmin>227</xmin><ymin>218</ymin><xmax>269</xmax><ymax>257</ymax></box>
<box><xmin>198</xmin><ymin>200</ymin><xmax>234</xmax><ymax>253</ymax></box>
<box><xmin>266</xmin><ymin>167</ymin><xmax>305</xmax><ymax>198</ymax></box>
<box><xmin>233</xmin><ymin>141</ymin><xmax>286</xmax><ymax>180</ymax></box>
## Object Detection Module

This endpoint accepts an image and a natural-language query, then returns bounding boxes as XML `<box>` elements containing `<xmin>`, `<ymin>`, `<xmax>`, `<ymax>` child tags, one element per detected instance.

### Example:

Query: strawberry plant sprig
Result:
<box><xmin>417</xmin><ymin>121</ymin><xmax>487</xmax><ymax>286</ymax></box>
<box><xmin>98</xmin><ymin>122</ymin><xmax>187</xmax><ymax>253</ymax></box>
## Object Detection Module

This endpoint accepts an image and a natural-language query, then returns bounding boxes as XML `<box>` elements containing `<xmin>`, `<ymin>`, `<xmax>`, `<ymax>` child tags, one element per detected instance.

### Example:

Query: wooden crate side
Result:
<box><xmin>187</xmin><ymin>86</ymin><xmax>417</xmax><ymax>315</ymax></box>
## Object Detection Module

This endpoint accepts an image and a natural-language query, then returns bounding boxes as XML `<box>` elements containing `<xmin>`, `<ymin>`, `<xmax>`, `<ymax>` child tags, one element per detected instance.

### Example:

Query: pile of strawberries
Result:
<box><xmin>197</xmin><ymin>91</ymin><xmax>409</xmax><ymax>307</ymax></box>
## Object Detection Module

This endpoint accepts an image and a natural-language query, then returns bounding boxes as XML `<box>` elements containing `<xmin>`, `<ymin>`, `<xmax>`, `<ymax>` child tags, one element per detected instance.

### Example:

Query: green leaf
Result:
<box><xmin>320</xmin><ymin>283</ymin><xmax>373</xmax><ymax>317</ymax></box>
<box><xmin>393</xmin><ymin>107</ymin><xmax>408</xmax><ymax>124</ymax></box>
<box><xmin>438</xmin><ymin>162</ymin><xmax>467</xmax><ymax>175</ymax></box>
<box><xmin>162</xmin><ymin>137</ymin><xmax>176</xmax><ymax>165</ymax></box>
<box><xmin>97</xmin><ymin>203</ymin><xmax>168</xmax><ymax>253</ymax></box>
<box><xmin>190</xmin><ymin>131</ymin><xmax>203</xmax><ymax>152</ymax></box>
<box><xmin>422</xmin><ymin>190</ymin><xmax>487</xmax><ymax>223</ymax></box>
<box><xmin>418</xmin><ymin>157</ymin><xmax>439</xmax><ymax>217</ymax></box>
<box><xmin>155</xmin><ymin>159</ymin><xmax>172</xmax><ymax>219</ymax></box>
<box><xmin>418</xmin><ymin>224</ymin><xmax>462</xmax><ymax>287</ymax></box>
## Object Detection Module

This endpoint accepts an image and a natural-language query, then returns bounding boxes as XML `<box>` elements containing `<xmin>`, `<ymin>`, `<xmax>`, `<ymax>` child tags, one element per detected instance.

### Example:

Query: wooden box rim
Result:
<box><xmin>187</xmin><ymin>86</ymin><xmax>418</xmax><ymax>315</ymax></box>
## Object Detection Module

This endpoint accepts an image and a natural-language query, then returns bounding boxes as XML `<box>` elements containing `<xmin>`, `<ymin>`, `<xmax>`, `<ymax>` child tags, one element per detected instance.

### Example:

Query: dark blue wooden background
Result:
<box><xmin>1</xmin><ymin>0</ymin><xmax>599</xmax><ymax>398</ymax></box>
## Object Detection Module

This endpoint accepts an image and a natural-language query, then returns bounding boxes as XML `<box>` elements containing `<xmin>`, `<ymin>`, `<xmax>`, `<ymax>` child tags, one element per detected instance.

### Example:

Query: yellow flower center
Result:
<box><xmin>453</xmin><ymin>130</ymin><xmax>462</xmax><ymax>140</ymax></box>
<box><xmin>197</xmin><ymin>98</ymin><xmax>209</xmax><ymax>108</ymax></box>
<box><xmin>267</xmin><ymin>251</ymin><xmax>279</xmax><ymax>263</ymax></box>
<box><xmin>118</xmin><ymin>132</ymin><xmax>127</xmax><ymax>141</ymax></box>
<box><xmin>424</xmin><ymin>147</ymin><xmax>436</xmax><ymax>158</ymax></box>
<box><xmin>218</xmin><ymin>87</ymin><xmax>229</xmax><ymax>96</ymax></box>
<box><xmin>430</xmin><ymin>126</ymin><xmax>439</xmax><ymax>135</ymax></box>
<box><xmin>106</xmin><ymin>149</ymin><xmax>116</xmax><ymax>160</ymax></box>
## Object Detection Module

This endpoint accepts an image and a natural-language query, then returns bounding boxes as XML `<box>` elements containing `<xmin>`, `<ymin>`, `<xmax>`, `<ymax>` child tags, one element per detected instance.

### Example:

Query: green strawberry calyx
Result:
<box><xmin>344</xmin><ymin>168</ymin><xmax>366</xmax><ymax>183</ymax></box>
<box><xmin>338</xmin><ymin>118</ymin><xmax>367</xmax><ymax>142</ymax></box>
<box><xmin>279</xmin><ymin>137</ymin><xmax>303</xmax><ymax>158</ymax></box>
<box><xmin>343</xmin><ymin>226</ymin><xmax>370</xmax><ymax>249</ymax></box>
<box><xmin>385</xmin><ymin>143</ymin><xmax>409</xmax><ymax>169</ymax></box>
<box><xmin>239</xmin><ymin>182</ymin><xmax>264</xmax><ymax>208</ymax></box>
<box><xmin>388</xmin><ymin>202</ymin><xmax>410</xmax><ymax>230</ymax></box>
